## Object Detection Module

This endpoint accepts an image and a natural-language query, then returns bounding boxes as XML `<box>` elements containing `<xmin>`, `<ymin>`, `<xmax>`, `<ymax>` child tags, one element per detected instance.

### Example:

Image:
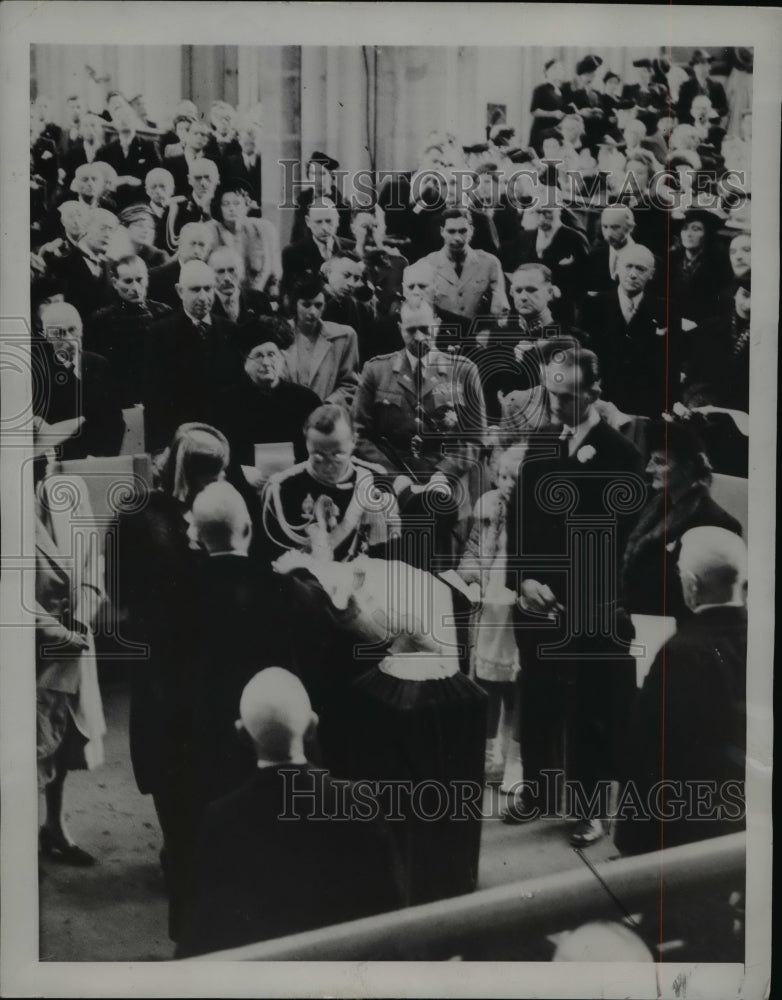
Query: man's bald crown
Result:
<box><xmin>238</xmin><ymin>668</ymin><xmax>314</xmax><ymax>762</ymax></box>
<box><xmin>191</xmin><ymin>481</ymin><xmax>251</xmax><ymax>554</ymax></box>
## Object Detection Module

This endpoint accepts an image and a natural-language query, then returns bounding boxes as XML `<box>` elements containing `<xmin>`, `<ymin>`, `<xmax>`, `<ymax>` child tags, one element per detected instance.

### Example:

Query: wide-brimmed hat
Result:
<box><xmin>632</xmin><ymin>58</ymin><xmax>654</xmax><ymax>70</ymax></box>
<box><xmin>308</xmin><ymin>150</ymin><xmax>339</xmax><ymax>173</ymax></box>
<box><xmin>646</xmin><ymin>419</ymin><xmax>709</xmax><ymax>467</ymax></box>
<box><xmin>238</xmin><ymin>317</ymin><xmax>294</xmax><ymax>356</ymax></box>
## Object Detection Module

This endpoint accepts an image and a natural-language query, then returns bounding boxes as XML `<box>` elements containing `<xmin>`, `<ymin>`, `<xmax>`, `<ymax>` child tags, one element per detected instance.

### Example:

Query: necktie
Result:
<box><xmin>609</xmin><ymin>248</ymin><xmax>618</xmax><ymax>280</ymax></box>
<box><xmin>454</xmin><ymin>258</ymin><xmax>463</xmax><ymax>279</ymax></box>
<box><xmin>485</xmin><ymin>209</ymin><xmax>500</xmax><ymax>251</ymax></box>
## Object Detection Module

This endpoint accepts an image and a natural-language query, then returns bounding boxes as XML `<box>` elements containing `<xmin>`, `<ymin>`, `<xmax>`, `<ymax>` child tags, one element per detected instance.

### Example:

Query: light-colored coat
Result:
<box><xmin>422</xmin><ymin>246</ymin><xmax>509</xmax><ymax>320</ymax></box>
<box><xmin>282</xmin><ymin>320</ymin><xmax>360</xmax><ymax>409</ymax></box>
<box><xmin>35</xmin><ymin>473</ymin><xmax>106</xmax><ymax>766</ymax></box>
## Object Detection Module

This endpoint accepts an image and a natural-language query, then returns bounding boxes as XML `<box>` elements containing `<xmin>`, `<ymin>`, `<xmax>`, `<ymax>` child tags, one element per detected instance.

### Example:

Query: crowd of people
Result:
<box><xmin>32</xmin><ymin>47</ymin><xmax>751</xmax><ymax>959</ymax></box>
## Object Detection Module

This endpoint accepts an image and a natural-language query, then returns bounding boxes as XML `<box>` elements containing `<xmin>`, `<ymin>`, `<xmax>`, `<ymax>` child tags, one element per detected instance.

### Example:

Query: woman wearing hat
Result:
<box><xmin>676</xmin><ymin>49</ymin><xmax>728</xmax><ymax>126</ymax></box>
<box><xmin>528</xmin><ymin>58</ymin><xmax>567</xmax><ymax>154</ymax></box>
<box><xmin>668</xmin><ymin>205</ymin><xmax>732</xmax><ymax>324</ymax></box>
<box><xmin>620</xmin><ymin>420</ymin><xmax>741</xmax><ymax>625</ymax></box>
<box><xmin>208</xmin><ymin>178</ymin><xmax>281</xmax><ymax>295</ymax></box>
<box><xmin>290</xmin><ymin>151</ymin><xmax>353</xmax><ymax>244</ymax></box>
<box><xmin>218</xmin><ymin>317</ymin><xmax>321</xmax><ymax>468</ymax></box>
<box><xmin>683</xmin><ymin>274</ymin><xmax>751</xmax><ymax>415</ymax></box>
<box><xmin>562</xmin><ymin>54</ymin><xmax>606</xmax><ymax>152</ymax></box>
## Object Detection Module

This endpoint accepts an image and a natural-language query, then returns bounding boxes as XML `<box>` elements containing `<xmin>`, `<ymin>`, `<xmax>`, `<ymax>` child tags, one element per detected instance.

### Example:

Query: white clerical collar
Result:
<box><xmin>257</xmin><ymin>755</ymin><xmax>307</xmax><ymax>770</ymax></box>
<box><xmin>186</xmin><ymin>312</ymin><xmax>211</xmax><ymax>327</ymax></box>
<box><xmin>694</xmin><ymin>601</ymin><xmax>745</xmax><ymax>614</ymax></box>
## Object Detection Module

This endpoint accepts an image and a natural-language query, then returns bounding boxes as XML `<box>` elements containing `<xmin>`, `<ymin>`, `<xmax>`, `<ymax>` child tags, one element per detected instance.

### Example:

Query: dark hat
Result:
<box><xmin>653</xmin><ymin>56</ymin><xmax>671</xmax><ymax>75</ymax></box>
<box><xmin>632</xmin><ymin>58</ymin><xmax>653</xmax><ymax>70</ymax></box>
<box><xmin>732</xmin><ymin>48</ymin><xmax>753</xmax><ymax>72</ymax></box>
<box><xmin>210</xmin><ymin>179</ymin><xmax>254</xmax><ymax>221</ymax></box>
<box><xmin>603</xmin><ymin>71</ymin><xmax>620</xmax><ymax>84</ymax></box>
<box><xmin>732</xmin><ymin>273</ymin><xmax>751</xmax><ymax>293</ymax></box>
<box><xmin>703</xmin><ymin>125</ymin><xmax>727</xmax><ymax>147</ymax></box>
<box><xmin>238</xmin><ymin>317</ymin><xmax>294</xmax><ymax>356</ymax></box>
<box><xmin>616</xmin><ymin>98</ymin><xmax>637</xmax><ymax>111</ymax></box>
<box><xmin>576</xmin><ymin>54</ymin><xmax>603</xmax><ymax>76</ymax></box>
<box><xmin>689</xmin><ymin>48</ymin><xmax>714</xmax><ymax>66</ymax></box>
<box><xmin>539</xmin><ymin>127</ymin><xmax>563</xmax><ymax>144</ymax></box>
<box><xmin>646</xmin><ymin>419</ymin><xmax>708</xmax><ymax>466</ymax></box>
<box><xmin>118</xmin><ymin>203</ymin><xmax>154</xmax><ymax>226</ymax></box>
<box><xmin>463</xmin><ymin>142</ymin><xmax>490</xmax><ymax>155</ymax></box>
<box><xmin>543</xmin><ymin>58</ymin><xmax>559</xmax><ymax>72</ymax></box>
<box><xmin>506</xmin><ymin>147</ymin><xmax>536</xmax><ymax>164</ymax></box>
<box><xmin>490</xmin><ymin>125</ymin><xmax>516</xmax><ymax>147</ymax></box>
<box><xmin>308</xmin><ymin>150</ymin><xmax>339</xmax><ymax>172</ymax></box>
<box><xmin>674</xmin><ymin>205</ymin><xmax>725</xmax><ymax>230</ymax></box>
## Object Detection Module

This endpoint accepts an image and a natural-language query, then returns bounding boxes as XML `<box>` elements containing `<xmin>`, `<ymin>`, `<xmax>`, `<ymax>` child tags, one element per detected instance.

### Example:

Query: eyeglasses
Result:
<box><xmin>403</xmin><ymin>325</ymin><xmax>432</xmax><ymax>335</ymax></box>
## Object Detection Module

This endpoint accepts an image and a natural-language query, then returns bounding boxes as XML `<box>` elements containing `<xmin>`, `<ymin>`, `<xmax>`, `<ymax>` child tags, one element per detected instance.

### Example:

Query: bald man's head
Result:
<box><xmin>190</xmin><ymin>481</ymin><xmax>251</xmax><ymax>555</ymax></box>
<box><xmin>678</xmin><ymin>527</ymin><xmax>748</xmax><ymax>611</ymax></box>
<box><xmin>616</xmin><ymin>243</ymin><xmax>655</xmax><ymax>296</ymax></box>
<box><xmin>177</xmin><ymin>260</ymin><xmax>216</xmax><ymax>320</ymax></box>
<box><xmin>600</xmin><ymin>205</ymin><xmax>635</xmax><ymax>249</ymax></box>
<box><xmin>402</xmin><ymin>261</ymin><xmax>436</xmax><ymax>305</ymax></box>
<box><xmin>237</xmin><ymin>668</ymin><xmax>317</xmax><ymax>763</ymax></box>
<box><xmin>553</xmin><ymin>921</ymin><xmax>654</xmax><ymax>964</ymax></box>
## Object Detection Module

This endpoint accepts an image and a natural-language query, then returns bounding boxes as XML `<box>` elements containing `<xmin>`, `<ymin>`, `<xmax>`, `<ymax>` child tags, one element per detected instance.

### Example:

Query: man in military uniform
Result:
<box><xmin>351</xmin><ymin>299</ymin><xmax>487</xmax><ymax>569</ymax></box>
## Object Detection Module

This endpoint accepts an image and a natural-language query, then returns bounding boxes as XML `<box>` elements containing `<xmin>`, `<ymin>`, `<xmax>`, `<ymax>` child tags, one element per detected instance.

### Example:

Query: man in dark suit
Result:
<box><xmin>85</xmin><ymin>254</ymin><xmax>172</xmax><ymax>406</ymax></box>
<box><xmin>505</xmin><ymin>199</ymin><xmax>589</xmax><ymax>316</ymax></box>
<box><xmin>94</xmin><ymin>106</ymin><xmax>160</xmax><ymax>208</ymax></box>
<box><xmin>208</xmin><ymin>245</ymin><xmax>273</xmax><ymax>325</ymax></box>
<box><xmin>165</xmin><ymin>119</ymin><xmax>220</xmax><ymax>196</ymax></box>
<box><xmin>504</xmin><ymin>342</ymin><xmax>645</xmax><ymax>846</ymax></box>
<box><xmin>321</xmin><ymin>254</ymin><xmax>377</xmax><ymax>365</ymax></box>
<box><xmin>35</xmin><ymin>301</ymin><xmax>125</xmax><ymax>460</ymax></box>
<box><xmin>57</xmin><ymin>95</ymin><xmax>86</xmax><ymax>159</ymax></box>
<box><xmin>581</xmin><ymin>205</ymin><xmax>643</xmax><ymax>297</ymax></box>
<box><xmin>614</xmin><ymin>526</ymin><xmax>748</xmax><ymax>856</ymax></box>
<box><xmin>177</xmin><ymin>666</ymin><xmax>404</xmax><ymax>957</ymax></box>
<box><xmin>142</xmin><ymin>259</ymin><xmax>242</xmax><ymax>451</ymax></box>
<box><xmin>468</xmin><ymin>163</ymin><xmax>522</xmax><ymax>270</ymax></box>
<box><xmin>164</xmin><ymin>158</ymin><xmax>221</xmax><ymax>252</ymax></box>
<box><xmin>221</xmin><ymin>118</ymin><xmax>263</xmax><ymax>207</ymax></box>
<box><xmin>204</xmin><ymin>101</ymin><xmax>242</xmax><ymax>164</ymax></box>
<box><xmin>282</xmin><ymin>198</ymin><xmax>355</xmax><ymax>290</ymax></box>
<box><xmin>577</xmin><ymin>243</ymin><xmax>684</xmax><ymax>419</ymax></box>
<box><xmin>60</xmin><ymin>112</ymin><xmax>105</xmax><ymax>191</ymax></box>
<box><xmin>148</xmin><ymin>221</ymin><xmax>215</xmax><ymax>309</ymax></box>
<box><xmin>49</xmin><ymin>206</ymin><xmax>118</xmax><ymax>323</ymax></box>
<box><xmin>290</xmin><ymin>151</ymin><xmax>354</xmax><ymax>244</ymax></box>
<box><xmin>676</xmin><ymin>49</ymin><xmax>729</xmax><ymax>125</ymax></box>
